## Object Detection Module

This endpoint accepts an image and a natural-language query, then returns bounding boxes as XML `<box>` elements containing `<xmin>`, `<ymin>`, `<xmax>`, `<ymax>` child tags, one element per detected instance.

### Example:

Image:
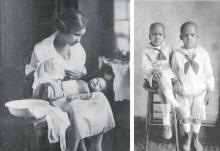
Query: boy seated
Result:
<box><xmin>142</xmin><ymin>22</ymin><xmax>180</xmax><ymax>139</ymax></box>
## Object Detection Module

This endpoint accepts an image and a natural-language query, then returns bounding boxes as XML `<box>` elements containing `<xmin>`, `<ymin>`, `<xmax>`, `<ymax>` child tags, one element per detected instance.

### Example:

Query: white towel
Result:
<box><xmin>32</xmin><ymin>59</ymin><xmax>65</xmax><ymax>90</ymax></box>
<box><xmin>28</xmin><ymin>105</ymin><xmax>70</xmax><ymax>151</ymax></box>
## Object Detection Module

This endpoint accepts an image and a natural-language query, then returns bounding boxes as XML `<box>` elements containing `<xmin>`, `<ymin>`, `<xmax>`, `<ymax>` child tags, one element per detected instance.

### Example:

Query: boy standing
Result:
<box><xmin>142</xmin><ymin>23</ymin><xmax>180</xmax><ymax>139</ymax></box>
<box><xmin>172</xmin><ymin>21</ymin><xmax>214</xmax><ymax>151</ymax></box>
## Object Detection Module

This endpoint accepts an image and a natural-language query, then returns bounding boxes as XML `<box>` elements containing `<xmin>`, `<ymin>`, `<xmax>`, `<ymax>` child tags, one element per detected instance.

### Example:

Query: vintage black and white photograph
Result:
<box><xmin>134</xmin><ymin>1</ymin><xmax>220</xmax><ymax>151</ymax></box>
<box><xmin>0</xmin><ymin>0</ymin><xmax>130</xmax><ymax>151</ymax></box>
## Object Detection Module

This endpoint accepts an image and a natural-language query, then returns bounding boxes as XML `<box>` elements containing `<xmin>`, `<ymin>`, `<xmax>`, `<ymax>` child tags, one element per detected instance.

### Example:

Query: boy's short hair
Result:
<box><xmin>180</xmin><ymin>21</ymin><xmax>198</xmax><ymax>34</ymax></box>
<box><xmin>149</xmin><ymin>22</ymin><xmax>165</xmax><ymax>33</ymax></box>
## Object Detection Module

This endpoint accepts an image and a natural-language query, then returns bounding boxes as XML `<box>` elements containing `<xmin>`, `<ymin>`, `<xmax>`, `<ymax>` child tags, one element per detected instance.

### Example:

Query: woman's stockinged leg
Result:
<box><xmin>65</xmin><ymin>126</ymin><xmax>80</xmax><ymax>151</ymax></box>
<box><xmin>64</xmin><ymin>104</ymin><xmax>82</xmax><ymax>151</ymax></box>
<box><xmin>78</xmin><ymin>139</ymin><xmax>87</xmax><ymax>151</ymax></box>
<box><xmin>88</xmin><ymin>133</ymin><xmax>104</xmax><ymax>151</ymax></box>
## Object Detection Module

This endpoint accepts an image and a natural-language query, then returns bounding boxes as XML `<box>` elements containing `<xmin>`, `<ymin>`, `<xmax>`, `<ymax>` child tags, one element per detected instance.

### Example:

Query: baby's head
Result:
<box><xmin>88</xmin><ymin>77</ymin><xmax>107</xmax><ymax>92</ymax></box>
<box><xmin>180</xmin><ymin>21</ymin><xmax>198</xmax><ymax>49</ymax></box>
<box><xmin>149</xmin><ymin>23</ymin><xmax>165</xmax><ymax>47</ymax></box>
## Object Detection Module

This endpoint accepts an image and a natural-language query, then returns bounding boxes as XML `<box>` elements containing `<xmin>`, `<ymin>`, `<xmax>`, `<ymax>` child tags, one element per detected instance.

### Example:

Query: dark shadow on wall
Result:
<box><xmin>78</xmin><ymin>1</ymin><xmax>114</xmax><ymax>75</ymax></box>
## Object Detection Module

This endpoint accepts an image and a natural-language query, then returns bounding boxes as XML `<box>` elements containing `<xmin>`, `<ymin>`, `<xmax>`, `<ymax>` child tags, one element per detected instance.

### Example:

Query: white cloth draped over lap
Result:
<box><xmin>51</xmin><ymin>92</ymin><xmax>115</xmax><ymax>139</ymax></box>
<box><xmin>28</xmin><ymin>104</ymin><xmax>70</xmax><ymax>151</ymax></box>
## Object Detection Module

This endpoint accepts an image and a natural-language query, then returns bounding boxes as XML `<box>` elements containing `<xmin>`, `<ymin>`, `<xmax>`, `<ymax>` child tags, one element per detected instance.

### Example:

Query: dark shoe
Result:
<box><xmin>183</xmin><ymin>132</ymin><xmax>192</xmax><ymax>151</ymax></box>
<box><xmin>193</xmin><ymin>132</ymin><xmax>203</xmax><ymax>151</ymax></box>
<box><xmin>163</xmin><ymin>125</ymin><xmax>172</xmax><ymax>139</ymax></box>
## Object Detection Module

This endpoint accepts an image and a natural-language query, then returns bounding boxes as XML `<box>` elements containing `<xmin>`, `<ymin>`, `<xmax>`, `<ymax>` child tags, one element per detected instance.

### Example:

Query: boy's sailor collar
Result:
<box><xmin>179</xmin><ymin>45</ymin><xmax>199</xmax><ymax>56</ymax></box>
<box><xmin>146</xmin><ymin>42</ymin><xmax>165</xmax><ymax>50</ymax></box>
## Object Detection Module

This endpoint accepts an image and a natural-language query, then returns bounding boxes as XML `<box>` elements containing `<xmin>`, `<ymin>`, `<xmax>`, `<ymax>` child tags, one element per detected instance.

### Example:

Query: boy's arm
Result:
<box><xmin>171</xmin><ymin>53</ymin><xmax>183</xmax><ymax>93</ymax></box>
<box><xmin>204</xmin><ymin>52</ymin><xmax>214</xmax><ymax>105</ymax></box>
<box><xmin>204</xmin><ymin>52</ymin><xmax>214</xmax><ymax>92</ymax></box>
<box><xmin>142</xmin><ymin>51</ymin><xmax>154</xmax><ymax>77</ymax></box>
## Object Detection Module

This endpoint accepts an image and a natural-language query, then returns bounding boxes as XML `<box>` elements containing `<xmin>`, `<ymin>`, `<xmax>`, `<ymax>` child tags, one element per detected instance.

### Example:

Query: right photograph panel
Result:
<box><xmin>134</xmin><ymin>1</ymin><xmax>220</xmax><ymax>151</ymax></box>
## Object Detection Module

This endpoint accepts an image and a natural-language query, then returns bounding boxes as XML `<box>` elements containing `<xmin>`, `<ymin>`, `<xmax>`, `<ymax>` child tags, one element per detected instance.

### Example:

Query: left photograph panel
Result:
<box><xmin>0</xmin><ymin>0</ymin><xmax>130</xmax><ymax>151</ymax></box>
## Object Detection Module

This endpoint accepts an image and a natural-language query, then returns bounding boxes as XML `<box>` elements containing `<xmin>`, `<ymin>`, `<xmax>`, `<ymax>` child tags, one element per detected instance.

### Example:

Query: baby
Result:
<box><xmin>172</xmin><ymin>22</ymin><xmax>214</xmax><ymax>151</ymax></box>
<box><xmin>33</xmin><ymin>58</ymin><xmax>107</xmax><ymax>100</ymax></box>
<box><xmin>142</xmin><ymin>23</ymin><xmax>180</xmax><ymax>139</ymax></box>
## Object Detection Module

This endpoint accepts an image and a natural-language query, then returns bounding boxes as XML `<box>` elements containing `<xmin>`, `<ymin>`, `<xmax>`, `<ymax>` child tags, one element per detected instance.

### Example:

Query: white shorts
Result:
<box><xmin>176</xmin><ymin>91</ymin><xmax>206</xmax><ymax>121</ymax></box>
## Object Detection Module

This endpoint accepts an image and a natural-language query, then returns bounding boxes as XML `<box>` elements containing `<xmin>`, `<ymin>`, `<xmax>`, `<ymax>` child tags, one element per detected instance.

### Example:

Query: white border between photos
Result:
<box><xmin>130</xmin><ymin>0</ymin><xmax>134</xmax><ymax>151</ymax></box>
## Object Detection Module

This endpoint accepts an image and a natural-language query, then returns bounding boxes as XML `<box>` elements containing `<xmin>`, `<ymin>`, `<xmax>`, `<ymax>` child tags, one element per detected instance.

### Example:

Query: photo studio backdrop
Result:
<box><xmin>134</xmin><ymin>1</ymin><xmax>220</xmax><ymax>125</ymax></box>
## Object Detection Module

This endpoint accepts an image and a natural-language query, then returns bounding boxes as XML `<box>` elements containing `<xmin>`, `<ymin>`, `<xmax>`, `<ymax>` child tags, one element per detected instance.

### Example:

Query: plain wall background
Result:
<box><xmin>134</xmin><ymin>1</ymin><xmax>220</xmax><ymax>124</ymax></box>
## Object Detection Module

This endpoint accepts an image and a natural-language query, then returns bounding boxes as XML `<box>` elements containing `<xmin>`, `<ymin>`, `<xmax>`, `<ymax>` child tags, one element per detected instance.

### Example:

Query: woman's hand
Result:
<box><xmin>65</xmin><ymin>70</ymin><xmax>85</xmax><ymax>80</ymax></box>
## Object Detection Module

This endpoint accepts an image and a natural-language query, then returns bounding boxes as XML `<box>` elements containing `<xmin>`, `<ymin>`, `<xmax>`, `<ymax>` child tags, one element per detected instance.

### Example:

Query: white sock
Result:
<box><xmin>183</xmin><ymin>123</ymin><xmax>191</xmax><ymax>133</ymax></box>
<box><xmin>193</xmin><ymin>123</ymin><xmax>201</xmax><ymax>133</ymax></box>
<box><xmin>161</xmin><ymin>103</ymin><xmax>171</xmax><ymax>126</ymax></box>
<box><xmin>163</xmin><ymin>89</ymin><xmax>180</xmax><ymax>108</ymax></box>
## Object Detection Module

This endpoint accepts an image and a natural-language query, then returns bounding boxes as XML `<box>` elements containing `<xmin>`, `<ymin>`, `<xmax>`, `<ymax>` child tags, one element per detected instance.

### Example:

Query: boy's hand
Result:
<box><xmin>204</xmin><ymin>90</ymin><xmax>211</xmax><ymax>105</ymax></box>
<box><xmin>173</xmin><ymin>80</ymin><xmax>183</xmax><ymax>94</ymax></box>
<box><xmin>152</xmin><ymin>68</ymin><xmax>163</xmax><ymax>81</ymax></box>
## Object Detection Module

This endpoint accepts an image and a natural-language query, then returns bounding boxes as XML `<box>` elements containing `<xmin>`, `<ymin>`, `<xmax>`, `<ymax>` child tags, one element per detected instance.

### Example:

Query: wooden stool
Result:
<box><xmin>143</xmin><ymin>79</ymin><xmax>180</xmax><ymax>151</ymax></box>
<box><xmin>0</xmin><ymin>115</ymin><xmax>59</xmax><ymax>151</ymax></box>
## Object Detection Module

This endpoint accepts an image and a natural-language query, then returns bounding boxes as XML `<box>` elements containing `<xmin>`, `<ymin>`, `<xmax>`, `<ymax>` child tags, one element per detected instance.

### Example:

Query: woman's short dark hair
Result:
<box><xmin>56</xmin><ymin>8</ymin><xmax>88</xmax><ymax>34</ymax></box>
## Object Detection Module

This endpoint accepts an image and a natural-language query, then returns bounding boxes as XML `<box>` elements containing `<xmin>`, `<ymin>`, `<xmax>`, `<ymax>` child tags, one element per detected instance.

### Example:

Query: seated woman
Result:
<box><xmin>27</xmin><ymin>8</ymin><xmax>115</xmax><ymax>151</ymax></box>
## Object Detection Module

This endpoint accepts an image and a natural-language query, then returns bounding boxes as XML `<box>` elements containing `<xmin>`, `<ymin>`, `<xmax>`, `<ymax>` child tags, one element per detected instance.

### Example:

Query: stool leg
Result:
<box><xmin>172</xmin><ymin>109</ymin><xmax>180</xmax><ymax>151</ymax></box>
<box><xmin>29</xmin><ymin>128</ymin><xmax>41</xmax><ymax>151</ymax></box>
<box><xmin>145</xmin><ymin>92</ymin><xmax>153</xmax><ymax>151</ymax></box>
